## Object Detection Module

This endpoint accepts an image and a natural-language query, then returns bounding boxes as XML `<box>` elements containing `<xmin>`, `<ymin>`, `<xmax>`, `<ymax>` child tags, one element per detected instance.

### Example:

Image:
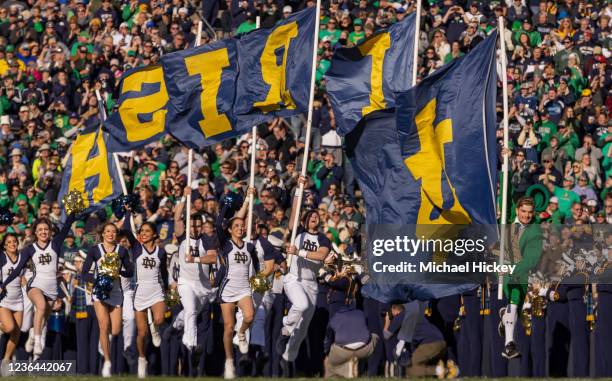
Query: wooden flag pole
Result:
<box><xmin>498</xmin><ymin>17</ymin><xmax>510</xmax><ymax>300</ymax></box>
<box><xmin>185</xmin><ymin>21</ymin><xmax>203</xmax><ymax>241</ymax></box>
<box><xmin>246</xmin><ymin>16</ymin><xmax>261</xmax><ymax>241</ymax></box>
<box><xmin>287</xmin><ymin>0</ymin><xmax>321</xmax><ymax>269</ymax></box>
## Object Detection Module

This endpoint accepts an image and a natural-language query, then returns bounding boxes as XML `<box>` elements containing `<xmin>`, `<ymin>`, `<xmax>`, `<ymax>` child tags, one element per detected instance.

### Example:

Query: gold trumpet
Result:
<box><xmin>521</xmin><ymin>307</ymin><xmax>533</xmax><ymax>336</ymax></box>
<box><xmin>532</xmin><ymin>295</ymin><xmax>546</xmax><ymax>318</ymax></box>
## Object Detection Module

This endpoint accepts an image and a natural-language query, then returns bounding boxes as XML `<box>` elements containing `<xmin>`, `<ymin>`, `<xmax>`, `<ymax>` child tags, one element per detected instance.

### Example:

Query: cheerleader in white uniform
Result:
<box><xmin>277</xmin><ymin>176</ymin><xmax>334</xmax><ymax>369</ymax></box>
<box><xmin>0</xmin><ymin>215</ymin><xmax>75</xmax><ymax>357</ymax></box>
<box><xmin>232</xmin><ymin>188</ymin><xmax>286</xmax><ymax>351</ymax></box>
<box><xmin>0</xmin><ymin>233</ymin><xmax>23</xmax><ymax>372</ymax></box>
<box><xmin>123</xmin><ymin>215</ymin><xmax>168</xmax><ymax>379</ymax></box>
<box><xmin>82</xmin><ymin>222</ymin><xmax>134</xmax><ymax>377</ymax></box>
<box><xmin>185</xmin><ymin>199</ymin><xmax>256</xmax><ymax>379</ymax></box>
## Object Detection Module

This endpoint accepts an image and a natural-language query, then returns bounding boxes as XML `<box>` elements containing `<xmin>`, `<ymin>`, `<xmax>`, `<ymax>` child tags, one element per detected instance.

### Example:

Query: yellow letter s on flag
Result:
<box><xmin>118</xmin><ymin>66</ymin><xmax>169</xmax><ymax>142</ymax></box>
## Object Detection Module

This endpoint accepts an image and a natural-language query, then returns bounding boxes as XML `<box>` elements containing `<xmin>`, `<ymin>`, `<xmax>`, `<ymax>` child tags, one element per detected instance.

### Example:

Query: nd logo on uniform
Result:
<box><xmin>404</xmin><ymin>98</ymin><xmax>471</xmax><ymax>227</ymax></box>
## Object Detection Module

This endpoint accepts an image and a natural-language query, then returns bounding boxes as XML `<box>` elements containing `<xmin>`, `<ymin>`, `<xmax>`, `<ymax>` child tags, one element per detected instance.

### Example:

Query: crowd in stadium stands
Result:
<box><xmin>0</xmin><ymin>0</ymin><xmax>610</xmax><ymax>378</ymax></box>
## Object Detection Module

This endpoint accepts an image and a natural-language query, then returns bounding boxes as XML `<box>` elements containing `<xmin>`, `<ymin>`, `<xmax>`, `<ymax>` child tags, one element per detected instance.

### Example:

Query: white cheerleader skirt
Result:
<box><xmin>133</xmin><ymin>283</ymin><xmax>165</xmax><ymax>311</ymax></box>
<box><xmin>27</xmin><ymin>276</ymin><xmax>58</xmax><ymax>300</ymax></box>
<box><xmin>219</xmin><ymin>279</ymin><xmax>252</xmax><ymax>303</ymax></box>
<box><xmin>0</xmin><ymin>285</ymin><xmax>23</xmax><ymax>311</ymax></box>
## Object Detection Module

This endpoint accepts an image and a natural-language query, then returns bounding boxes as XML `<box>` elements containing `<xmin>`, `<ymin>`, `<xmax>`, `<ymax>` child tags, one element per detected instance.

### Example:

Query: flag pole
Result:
<box><xmin>95</xmin><ymin>89</ymin><xmax>128</xmax><ymax>196</ymax></box>
<box><xmin>411</xmin><ymin>0</ymin><xmax>421</xmax><ymax>86</ymax></box>
<box><xmin>246</xmin><ymin>16</ymin><xmax>261</xmax><ymax>241</ymax></box>
<box><xmin>185</xmin><ymin>20</ymin><xmax>204</xmax><ymax>241</ymax></box>
<box><xmin>287</xmin><ymin>1</ymin><xmax>321</xmax><ymax>269</ymax></box>
<box><xmin>498</xmin><ymin>16</ymin><xmax>509</xmax><ymax>300</ymax></box>
<box><xmin>96</xmin><ymin>89</ymin><xmax>135</xmax><ymax>232</ymax></box>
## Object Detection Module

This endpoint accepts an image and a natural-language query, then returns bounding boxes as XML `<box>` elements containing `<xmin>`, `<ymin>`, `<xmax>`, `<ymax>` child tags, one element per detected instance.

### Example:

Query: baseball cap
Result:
<box><xmin>0</xmin><ymin>115</ymin><xmax>10</xmax><ymax>125</ymax></box>
<box><xmin>283</xmin><ymin>5</ymin><xmax>292</xmax><ymax>13</ymax></box>
<box><xmin>564</xmin><ymin>176</ymin><xmax>575</xmax><ymax>183</ymax></box>
<box><xmin>75</xmin><ymin>221</ymin><xmax>86</xmax><ymax>229</ymax></box>
<box><xmin>550</xmin><ymin>196</ymin><xmax>559</xmax><ymax>204</ymax></box>
<box><xmin>19</xmin><ymin>105</ymin><xmax>29</xmax><ymax>112</ymax></box>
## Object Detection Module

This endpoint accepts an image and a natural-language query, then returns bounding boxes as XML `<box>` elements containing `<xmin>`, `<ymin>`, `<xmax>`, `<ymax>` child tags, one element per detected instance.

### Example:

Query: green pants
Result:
<box><xmin>503</xmin><ymin>279</ymin><xmax>527</xmax><ymax>305</ymax></box>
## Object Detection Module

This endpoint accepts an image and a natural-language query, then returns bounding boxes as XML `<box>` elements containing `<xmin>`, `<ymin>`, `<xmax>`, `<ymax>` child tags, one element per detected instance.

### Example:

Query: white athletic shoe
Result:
<box><xmin>101</xmin><ymin>360</ymin><xmax>112</xmax><ymax>378</ymax></box>
<box><xmin>150</xmin><ymin>323</ymin><xmax>161</xmax><ymax>348</ymax></box>
<box><xmin>1</xmin><ymin>359</ymin><xmax>11</xmax><ymax>376</ymax></box>
<box><xmin>237</xmin><ymin>333</ymin><xmax>249</xmax><ymax>354</ymax></box>
<box><xmin>33</xmin><ymin>337</ymin><xmax>44</xmax><ymax>356</ymax></box>
<box><xmin>224</xmin><ymin>359</ymin><xmax>235</xmax><ymax>379</ymax></box>
<box><xmin>137</xmin><ymin>357</ymin><xmax>147</xmax><ymax>379</ymax></box>
<box><xmin>25</xmin><ymin>329</ymin><xmax>34</xmax><ymax>353</ymax></box>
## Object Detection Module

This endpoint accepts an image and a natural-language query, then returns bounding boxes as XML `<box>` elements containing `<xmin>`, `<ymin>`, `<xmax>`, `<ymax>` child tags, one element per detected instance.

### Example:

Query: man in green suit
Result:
<box><xmin>501</xmin><ymin>196</ymin><xmax>543</xmax><ymax>359</ymax></box>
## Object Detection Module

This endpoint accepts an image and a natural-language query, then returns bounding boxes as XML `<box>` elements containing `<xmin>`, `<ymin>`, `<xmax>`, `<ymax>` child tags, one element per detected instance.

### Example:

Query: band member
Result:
<box><xmin>277</xmin><ymin>176</ymin><xmax>334</xmax><ymax>376</ymax></box>
<box><xmin>501</xmin><ymin>197</ymin><xmax>542</xmax><ymax>359</ymax></box>
<box><xmin>0</xmin><ymin>233</ymin><xmax>23</xmax><ymax>374</ymax></box>
<box><xmin>123</xmin><ymin>214</ymin><xmax>168</xmax><ymax>379</ymax></box>
<box><xmin>0</xmin><ymin>215</ymin><xmax>75</xmax><ymax>357</ymax></box>
<box><xmin>82</xmin><ymin>223</ymin><xmax>134</xmax><ymax>377</ymax></box>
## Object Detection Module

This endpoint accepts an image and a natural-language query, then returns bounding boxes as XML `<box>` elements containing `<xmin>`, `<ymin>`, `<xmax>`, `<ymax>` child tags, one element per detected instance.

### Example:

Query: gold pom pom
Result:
<box><xmin>250</xmin><ymin>272</ymin><xmax>271</xmax><ymax>294</ymax></box>
<box><xmin>62</xmin><ymin>190</ymin><xmax>86</xmax><ymax>216</ymax></box>
<box><xmin>165</xmin><ymin>287</ymin><xmax>180</xmax><ymax>307</ymax></box>
<box><xmin>99</xmin><ymin>251</ymin><xmax>121</xmax><ymax>280</ymax></box>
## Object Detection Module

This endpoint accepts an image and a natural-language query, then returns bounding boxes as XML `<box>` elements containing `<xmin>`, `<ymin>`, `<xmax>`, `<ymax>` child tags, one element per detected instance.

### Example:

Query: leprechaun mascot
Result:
<box><xmin>501</xmin><ymin>196</ymin><xmax>543</xmax><ymax>359</ymax></box>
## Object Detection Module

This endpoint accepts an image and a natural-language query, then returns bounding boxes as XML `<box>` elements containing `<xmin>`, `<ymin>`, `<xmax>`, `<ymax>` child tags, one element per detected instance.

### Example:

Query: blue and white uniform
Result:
<box><xmin>0</xmin><ymin>215</ymin><xmax>75</xmax><ymax>300</ymax></box>
<box><xmin>0</xmin><ymin>251</ymin><xmax>24</xmax><ymax>311</ymax></box>
<box><xmin>234</xmin><ymin>236</ymin><xmax>285</xmax><ymax>347</ymax></box>
<box><xmin>215</xmin><ymin>206</ymin><xmax>258</xmax><ymax>304</ymax></box>
<box><xmin>281</xmin><ymin>227</ymin><xmax>331</xmax><ymax>362</ymax></box>
<box><xmin>82</xmin><ymin>244</ymin><xmax>134</xmax><ymax>307</ymax></box>
<box><xmin>123</xmin><ymin>217</ymin><xmax>168</xmax><ymax>311</ymax></box>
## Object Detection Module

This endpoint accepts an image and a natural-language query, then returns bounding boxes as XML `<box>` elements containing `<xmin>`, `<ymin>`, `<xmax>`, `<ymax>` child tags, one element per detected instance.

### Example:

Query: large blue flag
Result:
<box><xmin>325</xmin><ymin>14</ymin><xmax>416</xmax><ymax>136</ymax></box>
<box><xmin>234</xmin><ymin>7</ymin><xmax>316</xmax><ymax>125</ymax></box>
<box><xmin>59</xmin><ymin>125</ymin><xmax>123</xmax><ymax>215</ymax></box>
<box><xmin>104</xmin><ymin>8</ymin><xmax>316</xmax><ymax>151</ymax></box>
<box><xmin>161</xmin><ymin>40</ymin><xmax>241</xmax><ymax>149</ymax></box>
<box><xmin>395</xmin><ymin>31</ymin><xmax>498</xmax><ymax>226</ymax></box>
<box><xmin>348</xmin><ymin>32</ymin><xmax>498</xmax><ymax>303</ymax></box>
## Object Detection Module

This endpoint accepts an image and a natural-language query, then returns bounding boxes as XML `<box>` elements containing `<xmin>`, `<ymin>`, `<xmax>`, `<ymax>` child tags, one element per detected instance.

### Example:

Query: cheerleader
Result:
<box><xmin>276</xmin><ymin>176</ymin><xmax>334</xmax><ymax>373</ymax></box>
<box><xmin>186</xmin><ymin>198</ymin><xmax>257</xmax><ymax>379</ymax></box>
<box><xmin>232</xmin><ymin>188</ymin><xmax>286</xmax><ymax>359</ymax></box>
<box><xmin>82</xmin><ymin>223</ymin><xmax>134</xmax><ymax>377</ymax></box>
<box><xmin>122</xmin><ymin>214</ymin><xmax>168</xmax><ymax>379</ymax></box>
<box><xmin>0</xmin><ymin>215</ymin><xmax>75</xmax><ymax>357</ymax></box>
<box><xmin>0</xmin><ymin>233</ymin><xmax>23</xmax><ymax>374</ymax></box>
